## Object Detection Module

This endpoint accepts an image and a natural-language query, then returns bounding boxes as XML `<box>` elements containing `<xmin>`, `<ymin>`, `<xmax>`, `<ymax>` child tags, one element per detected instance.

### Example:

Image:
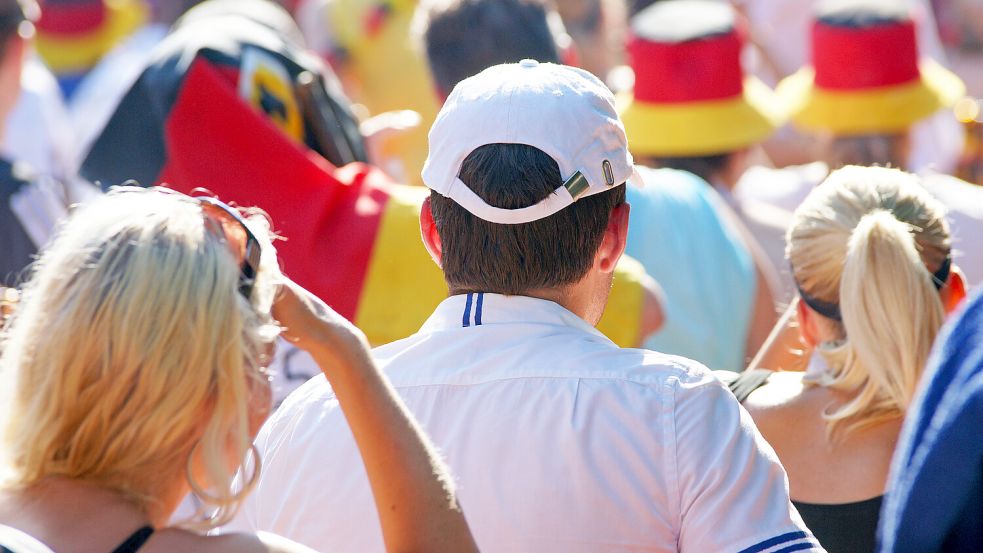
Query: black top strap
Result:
<box><xmin>111</xmin><ymin>526</ymin><xmax>154</xmax><ymax>553</ymax></box>
<box><xmin>726</xmin><ymin>368</ymin><xmax>775</xmax><ymax>404</ymax></box>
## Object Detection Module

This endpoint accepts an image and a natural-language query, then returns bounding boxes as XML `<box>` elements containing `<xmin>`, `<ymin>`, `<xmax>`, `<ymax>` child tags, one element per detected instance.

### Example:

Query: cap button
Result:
<box><xmin>519</xmin><ymin>59</ymin><xmax>539</xmax><ymax>68</ymax></box>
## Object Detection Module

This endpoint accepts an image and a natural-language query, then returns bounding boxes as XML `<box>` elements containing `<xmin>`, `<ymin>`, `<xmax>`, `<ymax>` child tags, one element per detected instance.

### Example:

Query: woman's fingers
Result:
<box><xmin>272</xmin><ymin>278</ymin><xmax>369</xmax><ymax>361</ymax></box>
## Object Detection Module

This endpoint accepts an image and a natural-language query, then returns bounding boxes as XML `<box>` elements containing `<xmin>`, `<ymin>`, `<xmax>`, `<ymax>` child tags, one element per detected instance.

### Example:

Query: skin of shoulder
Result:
<box><xmin>741</xmin><ymin>371</ymin><xmax>902</xmax><ymax>503</ymax></box>
<box><xmin>742</xmin><ymin>372</ymin><xmax>811</xmax><ymax>416</ymax></box>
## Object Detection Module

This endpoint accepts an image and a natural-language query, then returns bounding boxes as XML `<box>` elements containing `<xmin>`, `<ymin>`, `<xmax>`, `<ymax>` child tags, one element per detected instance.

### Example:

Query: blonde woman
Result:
<box><xmin>726</xmin><ymin>166</ymin><xmax>967</xmax><ymax>553</ymax></box>
<box><xmin>0</xmin><ymin>187</ymin><xmax>479</xmax><ymax>553</ymax></box>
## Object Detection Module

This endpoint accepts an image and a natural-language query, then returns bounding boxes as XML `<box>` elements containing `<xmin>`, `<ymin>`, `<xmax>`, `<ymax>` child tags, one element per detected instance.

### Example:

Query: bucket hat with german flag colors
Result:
<box><xmin>777</xmin><ymin>0</ymin><xmax>965</xmax><ymax>135</ymax></box>
<box><xmin>35</xmin><ymin>0</ymin><xmax>147</xmax><ymax>91</ymax></box>
<box><xmin>618</xmin><ymin>0</ymin><xmax>783</xmax><ymax>157</ymax></box>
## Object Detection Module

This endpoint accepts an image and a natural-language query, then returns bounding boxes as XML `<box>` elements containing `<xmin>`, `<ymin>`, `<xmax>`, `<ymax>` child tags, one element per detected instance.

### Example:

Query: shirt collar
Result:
<box><xmin>420</xmin><ymin>293</ymin><xmax>611</xmax><ymax>341</ymax></box>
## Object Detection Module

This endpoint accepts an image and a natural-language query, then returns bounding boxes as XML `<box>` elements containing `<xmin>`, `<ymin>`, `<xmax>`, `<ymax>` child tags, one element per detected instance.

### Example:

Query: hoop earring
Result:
<box><xmin>185</xmin><ymin>441</ymin><xmax>262</xmax><ymax>506</ymax></box>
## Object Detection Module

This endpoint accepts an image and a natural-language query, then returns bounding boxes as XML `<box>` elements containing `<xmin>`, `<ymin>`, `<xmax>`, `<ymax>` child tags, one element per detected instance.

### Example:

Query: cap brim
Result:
<box><xmin>618</xmin><ymin>76</ymin><xmax>784</xmax><ymax>157</ymax></box>
<box><xmin>777</xmin><ymin>59</ymin><xmax>966</xmax><ymax>135</ymax></box>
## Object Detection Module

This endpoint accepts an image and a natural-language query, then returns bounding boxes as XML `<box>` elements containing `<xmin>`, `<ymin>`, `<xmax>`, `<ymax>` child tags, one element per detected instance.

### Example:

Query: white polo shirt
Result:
<box><xmin>226</xmin><ymin>294</ymin><xmax>819</xmax><ymax>552</ymax></box>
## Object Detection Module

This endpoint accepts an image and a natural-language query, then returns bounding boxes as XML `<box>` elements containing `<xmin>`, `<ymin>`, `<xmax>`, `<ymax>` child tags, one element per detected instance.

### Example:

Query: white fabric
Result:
<box><xmin>734</xmin><ymin>163</ymin><xmax>829</xmax><ymax>302</ymax></box>
<box><xmin>8</xmin><ymin>169</ymin><xmax>68</xmax><ymax>250</ymax></box>
<box><xmin>0</xmin><ymin>525</ymin><xmax>55</xmax><ymax>553</ymax></box>
<box><xmin>423</xmin><ymin>60</ymin><xmax>635</xmax><ymax>224</ymax></box>
<box><xmin>269</xmin><ymin>338</ymin><xmax>321</xmax><ymax>407</ymax></box>
<box><xmin>226</xmin><ymin>293</ymin><xmax>818</xmax><ymax>552</ymax></box>
<box><xmin>736</xmin><ymin>162</ymin><xmax>828</xmax><ymax>215</ymax></box>
<box><xmin>3</xmin><ymin>57</ymin><xmax>79</xmax><ymax>183</ymax></box>
<box><xmin>631</xmin><ymin>0</ymin><xmax>733</xmax><ymax>41</ymax></box>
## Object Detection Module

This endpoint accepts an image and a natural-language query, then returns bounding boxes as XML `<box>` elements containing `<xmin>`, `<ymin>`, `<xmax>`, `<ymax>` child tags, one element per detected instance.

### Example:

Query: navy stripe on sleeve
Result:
<box><xmin>772</xmin><ymin>542</ymin><xmax>817</xmax><ymax>553</ymax></box>
<box><xmin>737</xmin><ymin>531</ymin><xmax>811</xmax><ymax>553</ymax></box>
<box><xmin>462</xmin><ymin>292</ymin><xmax>473</xmax><ymax>327</ymax></box>
<box><xmin>475</xmin><ymin>292</ymin><xmax>484</xmax><ymax>325</ymax></box>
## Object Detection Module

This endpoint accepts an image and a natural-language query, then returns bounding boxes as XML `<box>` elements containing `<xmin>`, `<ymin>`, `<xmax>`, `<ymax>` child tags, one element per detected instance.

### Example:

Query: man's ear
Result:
<box><xmin>941</xmin><ymin>266</ymin><xmax>968</xmax><ymax>315</ymax></box>
<box><xmin>419</xmin><ymin>196</ymin><xmax>443</xmax><ymax>267</ymax></box>
<box><xmin>596</xmin><ymin>202</ymin><xmax>630</xmax><ymax>273</ymax></box>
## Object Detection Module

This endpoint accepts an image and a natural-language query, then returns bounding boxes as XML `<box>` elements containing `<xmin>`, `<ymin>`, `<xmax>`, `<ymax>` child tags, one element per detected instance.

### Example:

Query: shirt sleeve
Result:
<box><xmin>671</xmin><ymin>372</ymin><xmax>822</xmax><ymax>552</ymax></box>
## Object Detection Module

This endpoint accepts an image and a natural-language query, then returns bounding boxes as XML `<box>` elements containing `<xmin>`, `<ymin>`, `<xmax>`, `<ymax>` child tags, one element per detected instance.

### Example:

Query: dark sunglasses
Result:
<box><xmin>196</xmin><ymin>196</ymin><xmax>262</xmax><ymax>299</ymax></box>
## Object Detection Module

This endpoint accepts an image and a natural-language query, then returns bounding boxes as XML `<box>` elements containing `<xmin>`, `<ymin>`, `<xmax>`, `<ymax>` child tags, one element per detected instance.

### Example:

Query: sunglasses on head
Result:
<box><xmin>195</xmin><ymin>196</ymin><xmax>262</xmax><ymax>299</ymax></box>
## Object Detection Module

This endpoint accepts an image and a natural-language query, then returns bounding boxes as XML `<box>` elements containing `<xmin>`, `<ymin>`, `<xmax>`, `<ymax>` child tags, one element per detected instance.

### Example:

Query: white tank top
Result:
<box><xmin>0</xmin><ymin>524</ymin><xmax>55</xmax><ymax>553</ymax></box>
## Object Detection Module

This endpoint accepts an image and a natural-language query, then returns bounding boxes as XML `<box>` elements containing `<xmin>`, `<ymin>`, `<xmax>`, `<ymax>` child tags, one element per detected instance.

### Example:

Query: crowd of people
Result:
<box><xmin>0</xmin><ymin>0</ymin><xmax>982</xmax><ymax>551</ymax></box>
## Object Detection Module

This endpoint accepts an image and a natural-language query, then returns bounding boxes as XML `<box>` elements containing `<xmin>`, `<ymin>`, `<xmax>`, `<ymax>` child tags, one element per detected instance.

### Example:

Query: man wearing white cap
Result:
<box><xmin>225</xmin><ymin>61</ymin><xmax>818</xmax><ymax>552</ymax></box>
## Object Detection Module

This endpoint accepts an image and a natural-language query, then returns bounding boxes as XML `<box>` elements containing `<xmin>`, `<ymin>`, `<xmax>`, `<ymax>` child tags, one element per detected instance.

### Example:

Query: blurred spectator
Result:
<box><xmin>733</xmin><ymin>0</ymin><xmax>965</xmax><ymax>175</ymax></box>
<box><xmin>879</xmin><ymin>287</ymin><xmax>983</xmax><ymax>552</ymax></box>
<box><xmin>553</xmin><ymin>0</ymin><xmax>626</xmax><ymax>81</ymax></box>
<box><xmin>0</xmin><ymin>0</ymin><xmax>95</xmax><ymax>286</ymax></box>
<box><xmin>226</xmin><ymin>59</ymin><xmax>818</xmax><ymax>553</ymax></box>
<box><xmin>68</xmin><ymin>0</ymin><xmax>207</xmax><ymax>157</ymax></box>
<box><xmin>0</xmin><ymin>187</ymin><xmax>478</xmax><ymax>553</ymax></box>
<box><xmin>296</xmin><ymin>0</ymin><xmax>439</xmax><ymax>183</ymax></box>
<box><xmin>34</xmin><ymin>0</ymin><xmax>147</xmax><ymax>98</ymax></box>
<box><xmin>725</xmin><ymin>166</ymin><xmax>966</xmax><ymax>553</ymax></box>
<box><xmin>417</xmin><ymin>0</ymin><xmax>561</xmax><ymax>97</ymax></box>
<box><xmin>619</xmin><ymin>0</ymin><xmax>784</xmax><ymax>368</ymax></box>
<box><xmin>766</xmin><ymin>0</ymin><xmax>983</xmax><ymax>288</ymax></box>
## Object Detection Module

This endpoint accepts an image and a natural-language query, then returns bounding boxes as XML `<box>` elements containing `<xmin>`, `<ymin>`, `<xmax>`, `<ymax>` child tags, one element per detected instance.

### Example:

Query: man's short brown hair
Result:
<box><xmin>430</xmin><ymin>143</ymin><xmax>626</xmax><ymax>295</ymax></box>
<box><xmin>417</xmin><ymin>0</ymin><xmax>561</xmax><ymax>94</ymax></box>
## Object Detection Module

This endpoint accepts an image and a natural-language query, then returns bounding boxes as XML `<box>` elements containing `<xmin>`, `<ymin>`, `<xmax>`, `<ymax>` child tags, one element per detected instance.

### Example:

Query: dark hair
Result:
<box><xmin>0</xmin><ymin>0</ymin><xmax>26</xmax><ymax>57</ymax></box>
<box><xmin>629</xmin><ymin>0</ymin><xmax>659</xmax><ymax>18</ymax></box>
<box><xmin>418</xmin><ymin>0</ymin><xmax>560</xmax><ymax>94</ymax></box>
<box><xmin>828</xmin><ymin>134</ymin><xmax>907</xmax><ymax>170</ymax></box>
<box><xmin>430</xmin><ymin>143</ymin><xmax>626</xmax><ymax>295</ymax></box>
<box><xmin>644</xmin><ymin>153</ymin><xmax>732</xmax><ymax>183</ymax></box>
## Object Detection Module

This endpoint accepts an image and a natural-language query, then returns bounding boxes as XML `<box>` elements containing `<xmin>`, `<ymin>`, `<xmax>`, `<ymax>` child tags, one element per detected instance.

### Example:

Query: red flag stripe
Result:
<box><xmin>157</xmin><ymin>59</ymin><xmax>387</xmax><ymax>319</ymax></box>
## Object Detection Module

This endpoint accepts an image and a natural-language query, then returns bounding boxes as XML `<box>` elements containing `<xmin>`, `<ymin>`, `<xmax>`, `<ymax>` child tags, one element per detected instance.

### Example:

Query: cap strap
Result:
<box><xmin>564</xmin><ymin>171</ymin><xmax>591</xmax><ymax>199</ymax></box>
<box><xmin>444</xmin><ymin>177</ymin><xmax>575</xmax><ymax>225</ymax></box>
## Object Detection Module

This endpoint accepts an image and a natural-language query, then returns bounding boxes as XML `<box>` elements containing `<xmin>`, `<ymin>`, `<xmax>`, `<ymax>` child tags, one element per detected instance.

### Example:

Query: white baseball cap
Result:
<box><xmin>422</xmin><ymin>60</ymin><xmax>638</xmax><ymax>225</ymax></box>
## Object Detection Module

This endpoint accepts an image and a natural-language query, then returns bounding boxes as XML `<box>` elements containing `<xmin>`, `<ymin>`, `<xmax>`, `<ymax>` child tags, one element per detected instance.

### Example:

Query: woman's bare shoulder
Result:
<box><xmin>743</xmin><ymin>371</ymin><xmax>809</xmax><ymax>412</ymax></box>
<box><xmin>741</xmin><ymin>372</ymin><xmax>825</xmax><ymax>434</ymax></box>
<box><xmin>145</xmin><ymin>529</ymin><xmax>318</xmax><ymax>553</ymax></box>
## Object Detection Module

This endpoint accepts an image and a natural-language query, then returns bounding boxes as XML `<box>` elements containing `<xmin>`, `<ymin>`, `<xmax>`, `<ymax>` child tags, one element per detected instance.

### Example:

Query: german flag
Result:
<box><xmin>81</xmin><ymin>8</ymin><xmax>647</xmax><ymax>347</ymax></box>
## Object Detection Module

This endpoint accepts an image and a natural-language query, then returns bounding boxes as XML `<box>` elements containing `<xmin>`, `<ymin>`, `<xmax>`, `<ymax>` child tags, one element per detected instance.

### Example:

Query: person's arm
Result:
<box><xmin>711</xmin><ymin>198</ymin><xmax>781</xmax><ymax>365</ymax></box>
<box><xmin>272</xmin><ymin>278</ymin><xmax>479</xmax><ymax>553</ymax></box>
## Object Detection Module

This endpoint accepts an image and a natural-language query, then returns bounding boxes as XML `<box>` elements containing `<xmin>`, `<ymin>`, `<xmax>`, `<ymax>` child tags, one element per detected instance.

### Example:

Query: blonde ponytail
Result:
<box><xmin>787</xmin><ymin>166</ymin><xmax>950</xmax><ymax>439</ymax></box>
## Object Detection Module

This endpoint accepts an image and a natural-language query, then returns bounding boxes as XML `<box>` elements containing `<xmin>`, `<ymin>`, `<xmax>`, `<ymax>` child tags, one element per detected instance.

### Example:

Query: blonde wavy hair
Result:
<box><xmin>787</xmin><ymin>166</ymin><xmax>950</xmax><ymax>439</ymax></box>
<box><xmin>0</xmin><ymin>187</ymin><xmax>281</xmax><ymax>529</ymax></box>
